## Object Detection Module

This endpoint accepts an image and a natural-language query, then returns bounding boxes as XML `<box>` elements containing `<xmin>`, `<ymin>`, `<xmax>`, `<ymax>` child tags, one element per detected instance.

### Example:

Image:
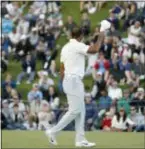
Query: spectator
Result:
<box><xmin>80</xmin><ymin>13</ymin><xmax>91</xmax><ymax>36</ymax></box>
<box><xmin>2</xmin><ymin>100</ymin><xmax>10</xmax><ymax>119</ymax></box>
<box><xmin>112</xmin><ymin>56</ymin><xmax>133</xmax><ymax>84</ymax></box>
<box><xmin>2</xmin><ymin>74</ymin><xmax>16</xmax><ymax>89</ymax></box>
<box><xmin>64</xmin><ymin>16</ymin><xmax>77</xmax><ymax>38</ymax></box>
<box><xmin>109</xmin><ymin>4</ymin><xmax>125</xmax><ymax>19</ymax></box>
<box><xmin>38</xmin><ymin>71</ymin><xmax>54</xmax><ymax>97</ymax></box>
<box><xmin>38</xmin><ymin>100</ymin><xmax>56</xmax><ymax>130</ymax></box>
<box><xmin>6</xmin><ymin>2</ymin><xmax>22</xmax><ymax>22</ymax></box>
<box><xmin>129</xmin><ymin>106</ymin><xmax>145</xmax><ymax>132</ymax></box>
<box><xmin>45</xmin><ymin>30</ymin><xmax>55</xmax><ymax>51</ymax></box>
<box><xmin>16</xmin><ymin>16</ymin><xmax>30</xmax><ymax>35</ymax></box>
<box><xmin>9</xmin><ymin>95</ymin><xmax>25</xmax><ymax>113</ymax></box>
<box><xmin>10</xmin><ymin>89</ymin><xmax>22</xmax><ymax>100</ymax></box>
<box><xmin>2</xmin><ymin>35</ymin><xmax>10</xmax><ymax>55</ymax></box>
<box><xmin>130</xmin><ymin>87</ymin><xmax>145</xmax><ymax>114</ymax></box>
<box><xmin>15</xmin><ymin>35</ymin><xmax>33</xmax><ymax>60</ymax></box>
<box><xmin>47</xmin><ymin>1</ymin><xmax>59</xmax><ymax>13</ymax></box>
<box><xmin>131</xmin><ymin>53</ymin><xmax>145</xmax><ymax>82</ymax></box>
<box><xmin>100</xmin><ymin>37</ymin><xmax>112</xmax><ymax>59</ymax></box>
<box><xmin>29</xmin><ymin>27</ymin><xmax>39</xmax><ymax>48</ymax></box>
<box><xmin>27</xmin><ymin>83</ymin><xmax>43</xmax><ymax>103</ymax></box>
<box><xmin>108</xmin><ymin>12</ymin><xmax>119</xmax><ymax>30</ymax></box>
<box><xmin>30</xmin><ymin>1</ymin><xmax>47</xmax><ymax>16</ymax></box>
<box><xmin>8</xmin><ymin>28</ymin><xmax>20</xmax><ymax>51</ymax></box>
<box><xmin>102</xmin><ymin>112</ymin><xmax>112</xmax><ymax>131</ymax></box>
<box><xmin>98</xmin><ymin>90</ymin><xmax>112</xmax><ymax>112</ymax></box>
<box><xmin>2</xmin><ymin>85</ymin><xmax>13</xmax><ymax>101</ymax></box>
<box><xmin>7</xmin><ymin>104</ymin><xmax>26</xmax><ymax>130</ymax></box>
<box><xmin>117</xmin><ymin>89</ymin><xmax>131</xmax><ymax>115</ymax></box>
<box><xmin>16</xmin><ymin>54</ymin><xmax>36</xmax><ymax>84</ymax></box>
<box><xmin>85</xmin><ymin>93</ymin><xmax>98</xmax><ymax>131</ymax></box>
<box><xmin>36</xmin><ymin>38</ymin><xmax>47</xmax><ymax>60</ymax></box>
<box><xmin>47</xmin><ymin>86</ymin><xmax>60</xmax><ymax>110</ymax></box>
<box><xmin>108</xmin><ymin>81</ymin><xmax>123</xmax><ymax>103</ymax></box>
<box><xmin>23</xmin><ymin>113</ymin><xmax>37</xmax><ymax>130</ymax></box>
<box><xmin>2</xmin><ymin>14</ymin><xmax>14</xmax><ymax>35</ymax></box>
<box><xmin>92</xmin><ymin>52</ymin><xmax>110</xmax><ymax>82</ymax></box>
<box><xmin>111</xmin><ymin>108</ymin><xmax>135</xmax><ymax>132</ymax></box>
<box><xmin>128</xmin><ymin>21</ymin><xmax>142</xmax><ymax>48</ymax></box>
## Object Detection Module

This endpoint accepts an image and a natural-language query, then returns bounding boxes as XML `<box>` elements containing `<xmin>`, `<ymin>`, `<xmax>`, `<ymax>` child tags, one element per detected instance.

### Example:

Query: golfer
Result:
<box><xmin>45</xmin><ymin>27</ymin><xmax>104</xmax><ymax>147</ymax></box>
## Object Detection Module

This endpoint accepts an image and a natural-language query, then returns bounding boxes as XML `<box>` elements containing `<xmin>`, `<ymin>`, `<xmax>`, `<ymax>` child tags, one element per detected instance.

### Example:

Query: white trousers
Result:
<box><xmin>49</xmin><ymin>75</ymin><xmax>86</xmax><ymax>142</ymax></box>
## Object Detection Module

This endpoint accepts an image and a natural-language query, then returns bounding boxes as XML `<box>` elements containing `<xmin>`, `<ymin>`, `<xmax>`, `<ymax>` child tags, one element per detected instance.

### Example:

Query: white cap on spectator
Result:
<box><xmin>39</xmin><ymin>14</ymin><xmax>45</xmax><ymax>19</ymax></box>
<box><xmin>20</xmin><ymin>34</ymin><xmax>27</xmax><ymax>40</ymax></box>
<box><xmin>100</xmin><ymin>20</ymin><xmax>111</xmax><ymax>32</ymax></box>
<box><xmin>137</xmin><ymin>88</ymin><xmax>144</xmax><ymax>93</ymax></box>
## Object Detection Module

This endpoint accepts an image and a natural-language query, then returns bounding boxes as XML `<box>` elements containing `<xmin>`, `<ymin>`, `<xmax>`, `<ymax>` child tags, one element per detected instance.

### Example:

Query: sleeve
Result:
<box><xmin>126</xmin><ymin>118</ymin><xmax>135</xmax><ymax>126</ymax></box>
<box><xmin>77</xmin><ymin>42</ymin><xmax>89</xmax><ymax>55</ymax></box>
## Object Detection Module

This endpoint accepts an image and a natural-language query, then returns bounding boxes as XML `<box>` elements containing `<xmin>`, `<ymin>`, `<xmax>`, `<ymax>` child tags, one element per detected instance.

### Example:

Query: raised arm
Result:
<box><xmin>87</xmin><ymin>32</ymin><xmax>104</xmax><ymax>54</ymax></box>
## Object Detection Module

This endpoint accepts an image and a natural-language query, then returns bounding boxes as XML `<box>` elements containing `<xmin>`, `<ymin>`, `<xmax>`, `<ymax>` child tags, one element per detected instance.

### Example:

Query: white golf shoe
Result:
<box><xmin>75</xmin><ymin>140</ymin><xmax>96</xmax><ymax>147</ymax></box>
<box><xmin>45</xmin><ymin>130</ymin><xmax>58</xmax><ymax>146</ymax></box>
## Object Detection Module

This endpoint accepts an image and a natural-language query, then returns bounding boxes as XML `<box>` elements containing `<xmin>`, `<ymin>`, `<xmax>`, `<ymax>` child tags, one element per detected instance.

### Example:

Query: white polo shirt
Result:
<box><xmin>60</xmin><ymin>39</ymin><xmax>89</xmax><ymax>78</ymax></box>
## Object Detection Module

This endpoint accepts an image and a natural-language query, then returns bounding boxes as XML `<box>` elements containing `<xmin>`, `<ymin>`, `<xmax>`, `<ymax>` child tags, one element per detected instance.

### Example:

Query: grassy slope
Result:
<box><xmin>2</xmin><ymin>131</ymin><xmax>144</xmax><ymax>148</ymax></box>
<box><xmin>2</xmin><ymin>2</ymin><xmax>115</xmax><ymax>101</ymax></box>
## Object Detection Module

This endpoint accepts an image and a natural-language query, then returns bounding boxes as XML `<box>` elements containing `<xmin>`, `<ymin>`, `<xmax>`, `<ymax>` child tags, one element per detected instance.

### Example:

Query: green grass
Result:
<box><xmin>2</xmin><ymin>131</ymin><xmax>144</xmax><ymax>148</ymax></box>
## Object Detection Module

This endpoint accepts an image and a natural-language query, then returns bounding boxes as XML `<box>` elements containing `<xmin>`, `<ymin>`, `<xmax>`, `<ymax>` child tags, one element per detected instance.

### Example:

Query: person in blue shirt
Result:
<box><xmin>85</xmin><ymin>93</ymin><xmax>98</xmax><ymax>131</ymax></box>
<box><xmin>27</xmin><ymin>83</ymin><xmax>43</xmax><ymax>103</ymax></box>
<box><xmin>2</xmin><ymin>15</ymin><xmax>14</xmax><ymax>34</ymax></box>
<box><xmin>98</xmin><ymin>90</ymin><xmax>112</xmax><ymax>111</ymax></box>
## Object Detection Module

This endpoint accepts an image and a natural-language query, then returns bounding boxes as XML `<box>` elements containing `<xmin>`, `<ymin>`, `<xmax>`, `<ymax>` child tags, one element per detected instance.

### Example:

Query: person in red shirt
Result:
<box><xmin>92</xmin><ymin>52</ymin><xmax>110</xmax><ymax>82</ymax></box>
<box><xmin>102</xmin><ymin>112</ymin><xmax>112</xmax><ymax>131</ymax></box>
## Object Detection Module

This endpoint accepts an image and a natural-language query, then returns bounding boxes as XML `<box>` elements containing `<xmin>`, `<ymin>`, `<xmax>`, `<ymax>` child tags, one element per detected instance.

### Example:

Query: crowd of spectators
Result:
<box><xmin>1</xmin><ymin>1</ymin><xmax>145</xmax><ymax>132</ymax></box>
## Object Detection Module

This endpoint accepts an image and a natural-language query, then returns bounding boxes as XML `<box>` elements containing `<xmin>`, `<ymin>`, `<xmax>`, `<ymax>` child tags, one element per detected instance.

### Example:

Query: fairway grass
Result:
<box><xmin>2</xmin><ymin>131</ymin><xmax>144</xmax><ymax>148</ymax></box>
